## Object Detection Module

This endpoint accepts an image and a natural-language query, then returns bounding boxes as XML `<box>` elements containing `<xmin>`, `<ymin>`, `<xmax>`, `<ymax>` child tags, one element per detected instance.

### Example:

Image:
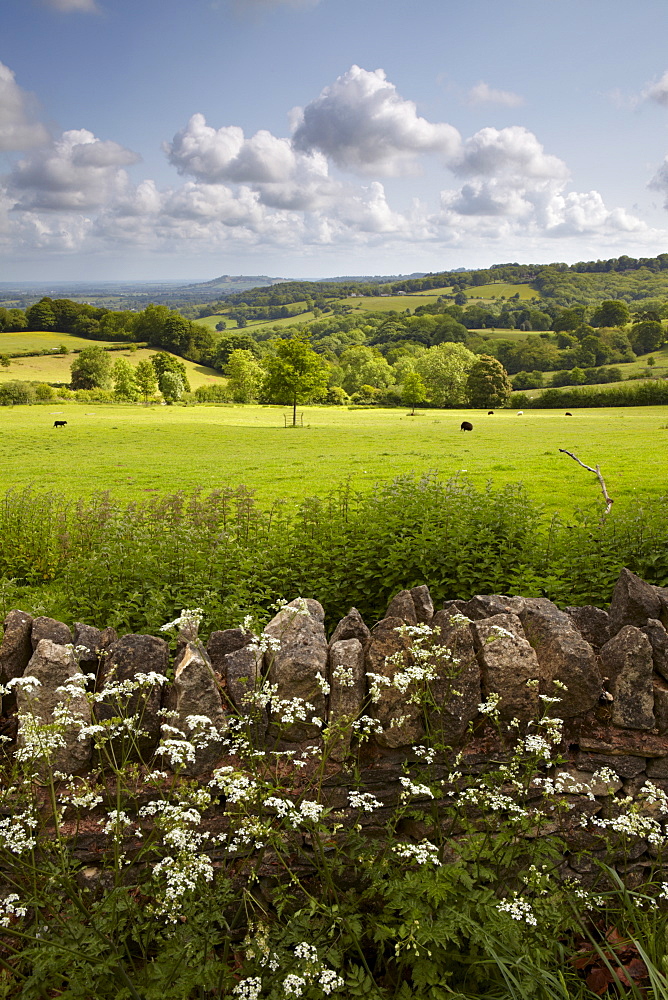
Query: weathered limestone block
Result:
<box><xmin>0</xmin><ymin>610</ymin><xmax>33</xmax><ymax>683</ymax></box>
<box><xmin>641</xmin><ymin>619</ymin><xmax>668</xmax><ymax>682</ymax></box>
<box><xmin>646</xmin><ymin>755</ymin><xmax>668</xmax><ymax>779</ymax></box>
<box><xmin>556</xmin><ymin>766</ymin><xmax>624</xmax><ymax>797</ymax></box>
<box><xmin>221</xmin><ymin>645</ymin><xmax>262</xmax><ymax>712</ymax></box>
<box><xmin>31</xmin><ymin>616</ymin><xmax>73</xmax><ymax>651</ymax></box>
<box><xmin>441</xmin><ymin>600</ymin><xmax>468</xmax><ymax>617</ymax></box>
<box><xmin>564</xmin><ymin>605</ymin><xmax>610</xmax><ymax>650</ymax></box>
<box><xmin>653</xmin><ymin>677</ymin><xmax>668</xmax><ymax>735</ymax></box>
<box><xmin>579</xmin><ymin>721</ymin><xmax>668</xmax><ymax>757</ymax></box>
<box><xmin>366</xmin><ymin>616</ymin><xmax>423</xmax><ymax>748</ymax></box>
<box><xmin>518</xmin><ymin>598</ymin><xmax>601</xmax><ymax>717</ymax></box>
<box><xmin>167</xmin><ymin>642</ymin><xmax>227</xmax><ymax>774</ymax></box>
<box><xmin>329</xmin><ymin>608</ymin><xmax>370</xmax><ymax>646</ymax></box>
<box><xmin>575</xmin><ymin>752</ymin><xmax>647</xmax><ymax>779</ymax></box>
<box><xmin>73</xmin><ymin>623</ymin><xmax>104</xmax><ymax>677</ymax></box>
<box><xmin>220</xmin><ymin>645</ymin><xmax>267</xmax><ymax>744</ymax></box>
<box><xmin>298</xmin><ymin>599</ymin><xmax>325</xmax><ymax>623</ymax></box>
<box><xmin>98</xmin><ymin>627</ymin><xmax>118</xmax><ymax>649</ymax></box>
<box><xmin>328</xmin><ymin>638</ymin><xmax>366</xmax><ymax>759</ymax></box>
<box><xmin>411</xmin><ymin>585</ymin><xmax>434</xmax><ymax>624</ymax></box>
<box><xmin>265</xmin><ymin>598</ymin><xmax>328</xmax><ymax>740</ymax></box>
<box><xmin>206</xmin><ymin>628</ymin><xmax>252</xmax><ymax>674</ymax></box>
<box><xmin>385</xmin><ymin>590</ymin><xmax>417</xmax><ymax>625</ymax></box>
<box><xmin>471</xmin><ymin>613</ymin><xmax>540</xmax><ymax>724</ymax></box>
<box><xmin>654</xmin><ymin>586</ymin><xmax>668</xmax><ymax>628</ymax></box>
<box><xmin>94</xmin><ymin>634</ymin><xmax>169</xmax><ymax>757</ymax></box>
<box><xmin>599</xmin><ymin>626</ymin><xmax>655</xmax><ymax>731</ymax></box>
<box><xmin>427</xmin><ymin>610</ymin><xmax>480</xmax><ymax>745</ymax></box>
<box><xmin>16</xmin><ymin>639</ymin><xmax>91</xmax><ymax>774</ymax></box>
<box><xmin>459</xmin><ymin>594</ymin><xmax>525</xmax><ymax>621</ymax></box>
<box><xmin>608</xmin><ymin>568</ymin><xmax>663</xmax><ymax>634</ymax></box>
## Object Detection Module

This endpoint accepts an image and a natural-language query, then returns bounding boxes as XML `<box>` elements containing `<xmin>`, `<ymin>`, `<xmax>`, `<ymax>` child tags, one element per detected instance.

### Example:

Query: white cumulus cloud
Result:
<box><xmin>643</xmin><ymin>70</ymin><xmax>668</xmax><ymax>107</ymax></box>
<box><xmin>292</xmin><ymin>64</ymin><xmax>461</xmax><ymax>175</ymax></box>
<box><xmin>648</xmin><ymin>156</ymin><xmax>668</xmax><ymax>206</ymax></box>
<box><xmin>0</xmin><ymin>62</ymin><xmax>50</xmax><ymax>152</ymax></box>
<box><xmin>165</xmin><ymin>112</ymin><xmax>340</xmax><ymax>210</ymax></box>
<box><xmin>467</xmin><ymin>81</ymin><xmax>524</xmax><ymax>107</ymax></box>
<box><xmin>167</xmin><ymin>114</ymin><xmax>295</xmax><ymax>184</ymax></box>
<box><xmin>0</xmin><ymin>61</ymin><xmax>655</xmax><ymax>264</ymax></box>
<box><xmin>452</xmin><ymin>126</ymin><xmax>569</xmax><ymax>181</ymax></box>
<box><xmin>440</xmin><ymin>124</ymin><xmax>644</xmax><ymax>239</ymax></box>
<box><xmin>8</xmin><ymin>129</ymin><xmax>140</xmax><ymax>211</ymax></box>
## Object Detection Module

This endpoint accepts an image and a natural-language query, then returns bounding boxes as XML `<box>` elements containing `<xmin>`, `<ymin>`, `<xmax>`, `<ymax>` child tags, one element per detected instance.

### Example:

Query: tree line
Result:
<box><xmin>0</xmin><ymin>298</ymin><xmax>216</xmax><ymax>364</ymax></box>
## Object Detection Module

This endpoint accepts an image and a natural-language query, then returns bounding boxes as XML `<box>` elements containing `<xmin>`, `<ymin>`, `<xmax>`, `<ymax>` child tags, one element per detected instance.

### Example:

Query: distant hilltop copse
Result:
<box><xmin>190</xmin><ymin>275</ymin><xmax>293</xmax><ymax>291</ymax></box>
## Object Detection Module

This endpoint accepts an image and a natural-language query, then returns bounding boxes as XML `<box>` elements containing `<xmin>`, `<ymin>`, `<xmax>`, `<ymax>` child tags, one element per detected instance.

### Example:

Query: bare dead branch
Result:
<box><xmin>559</xmin><ymin>449</ymin><xmax>614</xmax><ymax>518</ymax></box>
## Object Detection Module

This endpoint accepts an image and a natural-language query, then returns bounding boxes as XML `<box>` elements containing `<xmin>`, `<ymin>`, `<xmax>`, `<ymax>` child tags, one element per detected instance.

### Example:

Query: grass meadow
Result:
<box><xmin>464</xmin><ymin>282</ymin><xmax>539</xmax><ymax>301</ymax></box>
<box><xmin>0</xmin><ymin>402</ymin><xmax>665</xmax><ymax>514</ymax></box>
<box><xmin>0</xmin><ymin>346</ymin><xmax>222</xmax><ymax>388</ymax></box>
<box><xmin>0</xmin><ymin>330</ymin><xmax>124</xmax><ymax>353</ymax></box>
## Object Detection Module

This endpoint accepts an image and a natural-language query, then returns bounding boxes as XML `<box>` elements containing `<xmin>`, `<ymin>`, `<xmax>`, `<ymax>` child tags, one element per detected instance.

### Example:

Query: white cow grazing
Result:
<box><xmin>517</xmin><ymin>410</ymin><xmax>524</xmax><ymax>416</ymax></box>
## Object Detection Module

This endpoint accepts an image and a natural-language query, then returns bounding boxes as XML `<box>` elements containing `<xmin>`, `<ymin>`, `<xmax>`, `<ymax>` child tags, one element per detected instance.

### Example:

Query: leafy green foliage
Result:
<box><xmin>225</xmin><ymin>349</ymin><xmax>265</xmax><ymax>403</ymax></box>
<box><xmin>70</xmin><ymin>345</ymin><xmax>114</xmax><ymax>390</ymax></box>
<box><xmin>262</xmin><ymin>333</ymin><xmax>330</xmax><ymax>422</ymax></box>
<box><xmin>0</xmin><ymin>475</ymin><xmax>666</xmax><ymax>635</ymax></box>
<box><xmin>150</xmin><ymin>351</ymin><xmax>191</xmax><ymax>391</ymax></box>
<box><xmin>466</xmin><ymin>355</ymin><xmax>512</xmax><ymax>408</ymax></box>
<box><xmin>401</xmin><ymin>371</ymin><xmax>428</xmax><ymax>414</ymax></box>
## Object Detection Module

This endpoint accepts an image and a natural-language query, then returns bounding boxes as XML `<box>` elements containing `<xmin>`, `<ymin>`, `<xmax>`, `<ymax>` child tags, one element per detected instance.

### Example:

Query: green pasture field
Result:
<box><xmin>474</xmin><ymin>328</ymin><xmax>548</xmax><ymax>342</ymax></box>
<box><xmin>516</xmin><ymin>347</ymin><xmax>668</xmax><ymax>396</ymax></box>
<box><xmin>606</xmin><ymin>344</ymin><xmax>668</xmax><ymax>378</ymax></box>
<box><xmin>197</xmin><ymin>311</ymin><xmax>318</xmax><ymax>334</ymax></box>
<box><xmin>0</xmin><ymin>403</ymin><xmax>665</xmax><ymax>515</ymax></box>
<box><xmin>0</xmin><ymin>330</ymin><xmax>124</xmax><ymax>353</ymax></box>
<box><xmin>343</xmin><ymin>294</ymin><xmax>443</xmax><ymax>311</ymax></box>
<box><xmin>519</xmin><ymin>375</ymin><xmax>666</xmax><ymax>399</ymax></box>
<box><xmin>464</xmin><ymin>282</ymin><xmax>540</xmax><ymax>301</ymax></box>
<box><xmin>0</xmin><ymin>347</ymin><xmax>222</xmax><ymax>389</ymax></box>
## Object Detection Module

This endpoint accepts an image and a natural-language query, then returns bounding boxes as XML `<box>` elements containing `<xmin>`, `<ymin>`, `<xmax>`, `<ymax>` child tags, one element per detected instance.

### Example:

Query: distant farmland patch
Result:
<box><xmin>464</xmin><ymin>282</ymin><xmax>539</xmax><ymax>301</ymax></box>
<box><xmin>344</xmin><ymin>293</ymin><xmax>445</xmax><ymax>311</ymax></box>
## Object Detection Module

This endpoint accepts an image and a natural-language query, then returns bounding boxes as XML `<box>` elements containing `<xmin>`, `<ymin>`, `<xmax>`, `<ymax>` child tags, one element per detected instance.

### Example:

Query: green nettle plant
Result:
<box><xmin>1</xmin><ymin>479</ymin><xmax>668</xmax><ymax>636</ymax></box>
<box><xmin>2</xmin><ymin>608</ymin><xmax>668</xmax><ymax>998</ymax></box>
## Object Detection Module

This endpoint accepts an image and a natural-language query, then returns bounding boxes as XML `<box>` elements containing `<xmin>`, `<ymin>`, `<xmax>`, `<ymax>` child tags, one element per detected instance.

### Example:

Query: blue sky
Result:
<box><xmin>3</xmin><ymin>0</ymin><xmax>668</xmax><ymax>281</ymax></box>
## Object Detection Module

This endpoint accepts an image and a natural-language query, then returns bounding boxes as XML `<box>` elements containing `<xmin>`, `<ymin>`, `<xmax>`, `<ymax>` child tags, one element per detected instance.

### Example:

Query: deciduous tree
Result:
<box><xmin>414</xmin><ymin>343</ymin><xmax>477</xmax><ymax>407</ymax></box>
<box><xmin>70</xmin><ymin>345</ymin><xmax>113</xmax><ymax>390</ymax></box>
<box><xmin>590</xmin><ymin>300</ymin><xmax>630</xmax><ymax>329</ymax></box>
<box><xmin>112</xmin><ymin>357</ymin><xmax>139</xmax><ymax>401</ymax></box>
<box><xmin>401</xmin><ymin>371</ymin><xmax>428</xmax><ymax>414</ymax></box>
<box><xmin>262</xmin><ymin>334</ymin><xmax>329</xmax><ymax>425</ymax></box>
<box><xmin>225</xmin><ymin>349</ymin><xmax>264</xmax><ymax>403</ymax></box>
<box><xmin>149</xmin><ymin>352</ymin><xmax>190</xmax><ymax>391</ymax></box>
<box><xmin>466</xmin><ymin>355</ymin><xmax>512</xmax><ymax>408</ymax></box>
<box><xmin>25</xmin><ymin>299</ymin><xmax>56</xmax><ymax>332</ymax></box>
<box><xmin>134</xmin><ymin>359</ymin><xmax>159</xmax><ymax>402</ymax></box>
<box><xmin>631</xmin><ymin>320</ymin><xmax>664</xmax><ymax>355</ymax></box>
<box><xmin>158</xmin><ymin>371</ymin><xmax>185</xmax><ymax>403</ymax></box>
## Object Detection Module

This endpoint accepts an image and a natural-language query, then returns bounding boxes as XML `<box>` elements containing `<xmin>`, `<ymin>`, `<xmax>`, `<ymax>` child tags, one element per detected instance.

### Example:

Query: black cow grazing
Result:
<box><xmin>488</xmin><ymin>411</ymin><xmax>494</xmax><ymax>415</ymax></box>
<box><xmin>53</xmin><ymin>420</ymin><xmax>67</xmax><ymax>428</ymax></box>
<box><xmin>460</xmin><ymin>420</ymin><xmax>473</xmax><ymax>432</ymax></box>
<box><xmin>565</xmin><ymin>411</ymin><xmax>573</xmax><ymax>416</ymax></box>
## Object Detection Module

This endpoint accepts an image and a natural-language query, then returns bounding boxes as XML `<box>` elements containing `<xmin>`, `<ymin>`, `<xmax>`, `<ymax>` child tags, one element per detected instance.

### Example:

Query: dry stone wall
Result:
<box><xmin>2</xmin><ymin>567</ymin><xmax>668</xmax><ymax>884</ymax></box>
